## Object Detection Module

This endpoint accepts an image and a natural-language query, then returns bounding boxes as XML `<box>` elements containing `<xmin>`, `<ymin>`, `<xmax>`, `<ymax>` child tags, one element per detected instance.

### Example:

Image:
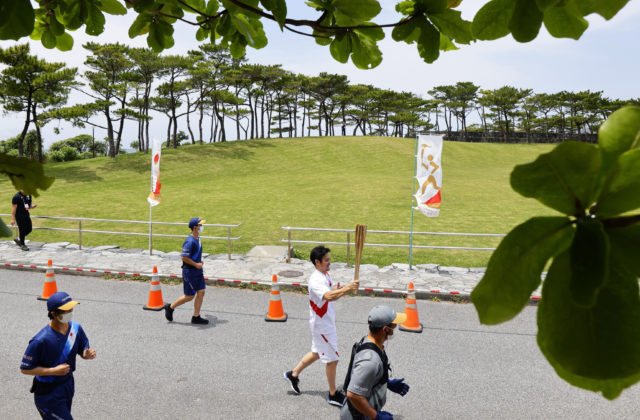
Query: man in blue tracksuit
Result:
<box><xmin>164</xmin><ymin>217</ymin><xmax>209</xmax><ymax>324</ymax></box>
<box><xmin>20</xmin><ymin>292</ymin><xmax>97</xmax><ymax>419</ymax></box>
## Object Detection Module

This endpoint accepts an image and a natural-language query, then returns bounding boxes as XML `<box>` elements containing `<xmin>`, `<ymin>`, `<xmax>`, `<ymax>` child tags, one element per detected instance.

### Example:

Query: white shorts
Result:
<box><xmin>311</xmin><ymin>331</ymin><xmax>339</xmax><ymax>363</ymax></box>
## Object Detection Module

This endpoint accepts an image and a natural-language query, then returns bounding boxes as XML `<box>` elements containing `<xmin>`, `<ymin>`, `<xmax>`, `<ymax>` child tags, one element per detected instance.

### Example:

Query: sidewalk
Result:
<box><xmin>0</xmin><ymin>240</ymin><xmax>540</xmax><ymax>299</ymax></box>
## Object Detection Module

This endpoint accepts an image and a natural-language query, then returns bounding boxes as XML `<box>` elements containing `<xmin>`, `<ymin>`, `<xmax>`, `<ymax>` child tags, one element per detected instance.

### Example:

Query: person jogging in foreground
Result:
<box><xmin>284</xmin><ymin>245</ymin><xmax>359</xmax><ymax>407</ymax></box>
<box><xmin>20</xmin><ymin>292</ymin><xmax>96</xmax><ymax>419</ymax></box>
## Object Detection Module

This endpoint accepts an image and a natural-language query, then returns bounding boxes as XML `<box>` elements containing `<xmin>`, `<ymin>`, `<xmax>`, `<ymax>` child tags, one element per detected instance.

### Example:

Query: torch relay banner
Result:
<box><xmin>414</xmin><ymin>134</ymin><xmax>443</xmax><ymax>217</ymax></box>
<box><xmin>147</xmin><ymin>137</ymin><xmax>162</xmax><ymax>207</ymax></box>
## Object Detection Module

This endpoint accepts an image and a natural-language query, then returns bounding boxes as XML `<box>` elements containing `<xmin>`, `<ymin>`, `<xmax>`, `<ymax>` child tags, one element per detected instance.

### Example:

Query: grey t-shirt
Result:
<box><xmin>340</xmin><ymin>347</ymin><xmax>387</xmax><ymax>420</ymax></box>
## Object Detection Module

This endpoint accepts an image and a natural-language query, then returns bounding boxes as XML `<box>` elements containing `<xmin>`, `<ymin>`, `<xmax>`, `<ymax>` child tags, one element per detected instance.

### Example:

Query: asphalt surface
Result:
<box><xmin>2</xmin><ymin>270</ymin><xmax>639</xmax><ymax>420</ymax></box>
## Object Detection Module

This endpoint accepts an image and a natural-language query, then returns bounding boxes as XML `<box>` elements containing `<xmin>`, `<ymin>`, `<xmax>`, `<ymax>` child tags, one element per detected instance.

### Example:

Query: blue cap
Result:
<box><xmin>47</xmin><ymin>292</ymin><xmax>79</xmax><ymax>312</ymax></box>
<box><xmin>188</xmin><ymin>217</ymin><xmax>205</xmax><ymax>229</ymax></box>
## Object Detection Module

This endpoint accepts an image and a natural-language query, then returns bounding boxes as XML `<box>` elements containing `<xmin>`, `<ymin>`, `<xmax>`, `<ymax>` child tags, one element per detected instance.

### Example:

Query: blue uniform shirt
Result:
<box><xmin>181</xmin><ymin>235</ymin><xmax>202</xmax><ymax>264</ymax></box>
<box><xmin>21</xmin><ymin>323</ymin><xmax>90</xmax><ymax>384</ymax></box>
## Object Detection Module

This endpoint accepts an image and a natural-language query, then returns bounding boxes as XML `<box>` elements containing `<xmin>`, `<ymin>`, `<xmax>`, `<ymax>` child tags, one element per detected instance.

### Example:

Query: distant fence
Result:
<box><xmin>281</xmin><ymin>226</ymin><xmax>505</xmax><ymax>266</ymax></box>
<box><xmin>1</xmin><ymin>214</ymin><xmax>242</xmax><ymax>259</ymax></box>
<box><xmin>442</xmin><ymin>131</ymin><xmax>597</xmax><ymax>144</ymax></box>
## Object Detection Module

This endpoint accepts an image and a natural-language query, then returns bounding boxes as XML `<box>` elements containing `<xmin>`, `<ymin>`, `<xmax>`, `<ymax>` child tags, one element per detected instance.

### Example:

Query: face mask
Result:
<box><xmin>58</xmin><ymin>312</ymin><xmax>73</xmax><ymax>324</ymax></box>
<box><xmin>198</xmin><ymin>225</ymin><xmax>203</xmax><ymax>234</ymax></box>
<box><xmin>385</xmin><ymin>327</ymin><xmax>395</xmax><ymax>341</ymax></box>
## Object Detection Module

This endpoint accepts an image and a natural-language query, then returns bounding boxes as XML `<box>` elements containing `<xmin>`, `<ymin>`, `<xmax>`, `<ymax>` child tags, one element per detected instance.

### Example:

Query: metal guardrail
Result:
<box><xmin>281</xmin><ymin>226</ymin><xmax>505</xmax><ymax>265</ymax></box>
<box><xmin>1</xmin><ymin>214</ymin><xmax>242</xmax><ymax>259</ymax></box>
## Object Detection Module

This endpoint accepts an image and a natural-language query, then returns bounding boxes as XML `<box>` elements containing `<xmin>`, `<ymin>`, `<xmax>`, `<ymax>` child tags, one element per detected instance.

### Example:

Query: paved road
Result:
<box><xmin>2</xmin><ymin>271</ymin><xmax>638</xmax><ymax>419</ymax></box>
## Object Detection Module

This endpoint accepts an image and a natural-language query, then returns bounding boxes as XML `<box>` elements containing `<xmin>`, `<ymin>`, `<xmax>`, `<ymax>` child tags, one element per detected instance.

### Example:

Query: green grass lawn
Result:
<box><xmin>1</xmin><ymin>136</ymin><xmax>558</xmax><ymax>267</ymax></box>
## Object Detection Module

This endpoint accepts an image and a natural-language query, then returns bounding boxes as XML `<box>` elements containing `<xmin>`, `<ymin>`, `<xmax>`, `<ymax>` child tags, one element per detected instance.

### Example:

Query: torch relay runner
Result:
<box><xmin>284</xmin><ymin>245</ymin><xmax>360</xmax><ymax>407</ymax></box>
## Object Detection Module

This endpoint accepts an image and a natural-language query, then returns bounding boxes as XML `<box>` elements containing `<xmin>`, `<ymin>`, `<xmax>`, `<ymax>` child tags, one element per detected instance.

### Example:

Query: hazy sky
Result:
<box><xmin>1</xmin><ymin>1</ymin><xmax>639</xmax><ymax>148</ymax></box>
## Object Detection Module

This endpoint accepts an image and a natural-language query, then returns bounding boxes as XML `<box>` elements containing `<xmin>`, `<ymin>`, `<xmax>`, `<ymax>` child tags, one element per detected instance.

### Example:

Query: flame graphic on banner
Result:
<box><xmin>147</xmin><ymin>138</ymin><xmax>161</xmax><ymax>207</ymax></box>
<box><xmin>414</xmin><ymin>134</ymin><xmax>443</xmax><ymax>217</ymax></box>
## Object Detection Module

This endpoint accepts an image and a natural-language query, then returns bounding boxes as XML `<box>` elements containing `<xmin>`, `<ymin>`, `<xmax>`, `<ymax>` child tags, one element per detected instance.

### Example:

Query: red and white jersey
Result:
<box><xmin>308</xmin><ymin>269</ymin><xmax>336</xmax><ymax>334</ymax></box>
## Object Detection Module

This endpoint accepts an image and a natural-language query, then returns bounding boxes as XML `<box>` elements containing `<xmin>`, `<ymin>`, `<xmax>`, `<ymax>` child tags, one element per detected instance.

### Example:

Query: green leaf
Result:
<box><xmin>313</xmin><ymin>31</ymin><xmax>332</xmax><ymax>46</ymax></box>
<box><xmin>439</xmin><ymin>33</ymin><xmax>458</xmax><ymax>51</ymax></box>
<box><xmin>472</xmin><ymin>0</ymin><xmax>516</xmax><ymax>40</ymax></box>
<box><xmin>206</xmin><ymin>0</ymin><xmax>220</xmax><ymax>15</ymax></box>
<box><xmin>416</xmin><ymin>18</ymin><xmax>440</xmax><ymax>63</ymax></box>
<box><xmin>569</xmin><ymin>218</ymin><xmax>609</xmax><ymax>307</ymax></box>
<box><xmin>260</xmin><ymin>0</ymin><xmax>287</xmax><ymax>29</ymax></box>
<box><xmin>56</xmin><ymin>0</ymin><xmax>88</xmax><ymax>30</ymax></box>
<box><xmin>350</xmin><ymin>31</ymin><xmax>383</xmax><ymax>69</ymax></box>
<box><xmin>392</xmin><ymin>16</ymin><xmax>422</xmax><ymax>43</ymax></box>
<box><xmin>607</xmin><ymin>225</ymin><xmax>640</xmax><ymax>278</ymax></box>
<box><xmin>332</xmin><ymin>0</ymin><xmax>381</xmax><ymax>26</ymax></box>
<box><xmin>538</xmin><ymin>252</ymin><xmax>640</xmax><ymax>399</ymax></box>
<box><xmin>330</xmin><ymin>32</ymin><xmax>351</xmax><ymax>63</ymax></box>
<box><xmin>41</xmin><ymin>29</ymin><xmax>57</xmax><ymax>49</ymax></box>
<box><xmin>543</xmin><ymin>4</ymin><xmax>588</xmax><ymax>39</ymax></box>
<box><xmin>597</xmin><ymin>149</ymin><xmax>640</xmax><ymax>217</ymax></box>
<box><xmin>0</xmin><ymin>219</ymin><xmax>11</xmax><ymax>238</ymax></box>
<box><xmin>354</xmin><ymin>25</ymin><xmax>385</xmax><ymax>41</ymax></box>
<box><xmin>0</xmin><ymin>0</ymin><xmax>34</xmax><ymax>40</ymax></box>
<box><xmin>128</xmin><ymin>12</ymin><xmax>152</xmax><ymax>38</ymax></box>
<box><xmin>536</xmin><ymin>0</ymin><xmax>560</xmax><ymax>11</ymax></box>
<box><xmin>86</xmin><ymin>4</ymin><xmax>106</xmax><ymax>35</ymax></box>
<box><xmin>48</xmin><ymin>16</ymin><xmax>66</xmax><ymax>36</ymax></box>
<box><xmin>231</xmin><ymin>15</ymin><xmax>267</xmax><ymax>48</ymax></box>
<box><xmin>566</xmin><ymin>0</ymin><xmax>631</xmax><ymax>20</ymax></box>
<box><xmin>196</xmin><ymin>27</ymin><xmax>207</xmax><ymax>41</ymax></box>
<box><xmin>429</xmin><ymin>8</ymin><xmax>473</xmax><ymax>44</ymax></box>
<box><xmin>180</xmin><ymin>0</ymin><xmax>206</xmax><ymax>12</ymax></box>
<box><xmin>598</xmin><ymin>106</ymin><xmax>640</xmax><ymax>167</ymax></box>
<box><xmin>56</xmin><ymin>32</ymin><xmax>74</xmax><ymax>51</ymax></box>
<box><xmin>511</xmin><ymin>141</ymin><xmax>601</xmax><ymax>216</ymax></box>
<box><xmin>147</xmin><ymin>20</ymin><xmax>175</xmax><ymax>52</ymax></box>
<box><xmin>471</xmin><ymin>217</ymin><xmax>574</xmax><ymax>325</ymax></box>
<box><xmin>0</xmin><ymin>153</ymin><xmax>55</xmax><ymax>197</ymax></box>
<box><xmin>99</xmin><ymin>0</ymin><xmax>127</xmax><ymax>15</ymax></box>
<box><xmin>228</xmin><ymin>34</ymin><xmax>247</xmax><ymax>57</ymax></box>
<box><xmin>509</xmin><ymin>0</ymin><xmax>543</xmax><ymax>42</ymax></box>
<box><xmin>415</xmin><ymin>0</ymin><xmax>447</xmax><ymax>14</ymax></box>
<box><xmin>395</xmin><ymin>1</ymin><xmax>415</xmax><ymax>15</ymax></box>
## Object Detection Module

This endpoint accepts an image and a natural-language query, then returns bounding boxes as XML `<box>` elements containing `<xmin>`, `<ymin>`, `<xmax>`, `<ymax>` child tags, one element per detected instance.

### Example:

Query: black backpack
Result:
<box><xmin>343</xmin><ymin>336</ymin><xmax>390</xmax><ymax>418</ymax></box>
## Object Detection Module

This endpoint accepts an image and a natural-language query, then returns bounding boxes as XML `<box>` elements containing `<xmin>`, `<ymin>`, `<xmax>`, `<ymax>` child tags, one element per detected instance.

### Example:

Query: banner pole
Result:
<box><xmin>149</xmin><ymin>204</ymin><xmax>152</xmax><ymax>256</ymax></box>
<box><xmin>409</xmin><ymin>135</ymin><xmax>419</xmax><ymax>269</ymax></box>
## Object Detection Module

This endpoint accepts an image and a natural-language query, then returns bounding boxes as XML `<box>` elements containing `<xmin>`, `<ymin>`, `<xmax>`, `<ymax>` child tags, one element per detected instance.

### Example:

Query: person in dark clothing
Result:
<box><xmin>164</xmin><ymin>217</ymin><xmax>210</xmax><ymax>325</ymax></box>
<box><xmin>20</xmin><ymin>291</ymin><xmax>96</xmax><ymax>419</ymax></box>
<box><xmin>11</xmin><ymin>190</ymin><xmax>36</xmax><ymax>251</ymax></box>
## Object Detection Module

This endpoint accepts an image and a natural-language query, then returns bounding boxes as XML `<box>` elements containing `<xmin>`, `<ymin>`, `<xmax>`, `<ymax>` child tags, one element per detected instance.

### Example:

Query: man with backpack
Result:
<box><xmin>340</xmin><ymin>305</ymin><xmax>410</xmax><ymax>420</ymax></box>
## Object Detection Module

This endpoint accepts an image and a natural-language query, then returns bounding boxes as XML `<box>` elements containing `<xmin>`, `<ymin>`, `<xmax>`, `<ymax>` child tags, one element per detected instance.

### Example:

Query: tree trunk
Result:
<box><xmin>17</xmin><ymin>94</ymin><xmax>33</xmax><ymax>158</ymax></box>
<box><xmin>31</xmin><ymin>103</ymin><xmax>44</xmax><ymax>163</ymax></box>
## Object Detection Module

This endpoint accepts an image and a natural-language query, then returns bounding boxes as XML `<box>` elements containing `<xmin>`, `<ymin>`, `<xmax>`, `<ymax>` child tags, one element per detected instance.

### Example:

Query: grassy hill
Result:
<box><xmin>0</xmin><ymin>136</ymin><xmax>558</xmax><ymax>267</ymax></box>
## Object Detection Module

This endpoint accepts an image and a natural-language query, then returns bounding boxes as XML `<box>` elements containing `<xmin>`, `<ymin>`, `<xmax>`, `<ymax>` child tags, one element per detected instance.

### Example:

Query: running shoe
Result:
<box><xmin>328</xmin><ymin>390</ymin><xmax>346</xmax><ymax>407</ymax></box>
<box><xmin>164</xmin><ymin>303</ymin><xmax>174</xmax><ymax>322</ymax></box>
<box><xmin>191</xmin><ymin>315</ymin><xmax>209</xmax><ymax>324</ymax></box>
<box><xmin>284</xmin><ymin>371</ymin><xmax>301</xmax><ymax>394</ymax></box>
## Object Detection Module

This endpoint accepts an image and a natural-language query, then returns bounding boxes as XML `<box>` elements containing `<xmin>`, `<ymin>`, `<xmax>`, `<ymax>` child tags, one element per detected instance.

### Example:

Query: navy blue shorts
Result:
<box><xmin>34</xmin><ymin>376</ymin><xmax>74</xmax><ymax>419</ymax></box>
<box><xmin>182</xmin><ymin>268</ymin><xmax>206</xmax><ymax>296</ymax></box>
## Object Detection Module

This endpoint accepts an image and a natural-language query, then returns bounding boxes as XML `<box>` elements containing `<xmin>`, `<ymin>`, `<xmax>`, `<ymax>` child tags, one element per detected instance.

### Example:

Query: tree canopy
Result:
<box><xmin>0</xmin><ymin>1</ymin><xmax>632</xmax><ymax>68</ymax></box>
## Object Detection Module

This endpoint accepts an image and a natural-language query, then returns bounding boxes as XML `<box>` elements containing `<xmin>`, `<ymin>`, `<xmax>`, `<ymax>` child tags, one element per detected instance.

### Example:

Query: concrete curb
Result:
<box><xmin>0</xmin><ymin>261</ymin><xmax>542</xmax><ymax>303</ymax></box>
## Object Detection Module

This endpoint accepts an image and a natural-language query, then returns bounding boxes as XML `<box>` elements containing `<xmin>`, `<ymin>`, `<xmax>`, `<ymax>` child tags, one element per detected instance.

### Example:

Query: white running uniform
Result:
<box><xmin>308</xmin><ymin>269</ymin><xmax>339</xmax><ymax>363</ymax></box>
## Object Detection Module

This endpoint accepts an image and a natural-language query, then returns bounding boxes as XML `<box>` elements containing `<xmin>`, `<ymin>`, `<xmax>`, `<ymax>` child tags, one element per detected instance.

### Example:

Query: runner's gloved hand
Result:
<box><xmin>387</xmin><ymin>377</ymin><xmax>410</xmax><ymax>396</ymax></box>
<box><xmin>375</xmin><ymin>411</ymin><xmax>393</xmax><ymax>420</ymax></box>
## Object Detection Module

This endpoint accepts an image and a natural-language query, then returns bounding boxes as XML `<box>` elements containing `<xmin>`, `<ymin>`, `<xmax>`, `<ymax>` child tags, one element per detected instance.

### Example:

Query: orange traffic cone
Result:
<box><xmin>37</xmin><ymin>260</ymin><xmax>58</xmax><ymax>301</ymax></box>
<box><xmin>143</xmin><ymin>266</ymin><xmax>165</xmax><ymax>311</ymax></box>
<box><xmin>265</xmin><ymin>274</ymin><xmax>287</xmax><ymax>322</ymax></box>
<box><xmin>399</xmin><ymin>282</ymin><xmax>423</xmax><ymax>333</ymax></box>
